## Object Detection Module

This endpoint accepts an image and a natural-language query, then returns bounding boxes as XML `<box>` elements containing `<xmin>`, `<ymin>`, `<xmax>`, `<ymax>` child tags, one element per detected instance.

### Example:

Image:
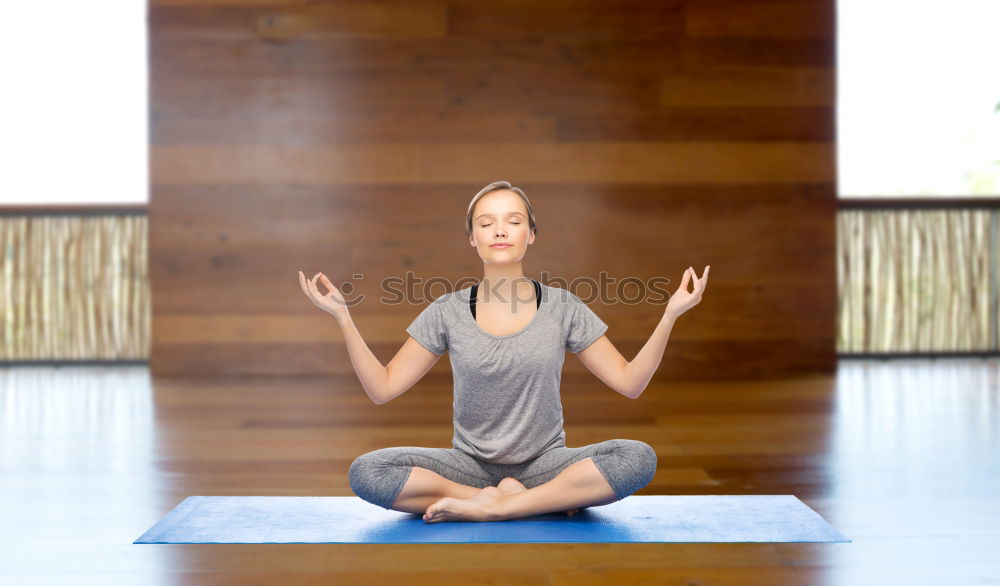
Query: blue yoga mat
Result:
<box><xmin>134</xmin><ymin>495</ymin><xmax>850</xmax><ymax>544</ymax></box>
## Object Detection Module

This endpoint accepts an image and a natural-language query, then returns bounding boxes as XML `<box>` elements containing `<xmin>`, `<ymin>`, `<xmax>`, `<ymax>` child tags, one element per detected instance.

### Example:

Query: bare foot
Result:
<box><xmin>423</xmin><ymin>486</ymin><xmax>506</xmax><ymax>523</ymax></box>
<box><xmin>496</xmin><ymin>476</ymin><xmax>583</xmax><ymax>518</ymax></box>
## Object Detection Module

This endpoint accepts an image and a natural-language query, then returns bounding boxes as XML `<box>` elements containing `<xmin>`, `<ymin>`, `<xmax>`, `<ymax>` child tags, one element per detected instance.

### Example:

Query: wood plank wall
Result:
<box><xmin>149</xmin><ymin>0</ymin><xmax>836</xmax><ymax>379</ymax></box>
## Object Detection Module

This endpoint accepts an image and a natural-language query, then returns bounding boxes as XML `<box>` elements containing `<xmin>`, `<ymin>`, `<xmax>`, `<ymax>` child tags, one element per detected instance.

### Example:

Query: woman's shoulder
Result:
<box><xmin>538</xmin><ymin>283</ymin><xmax>582</xmax><ymax>314</ymax></box>
<box><xmin>539</xmin><ymin>283</ymin><xmax>578</xmax><ymax>299</ymax></box>
<box><xmin>424</xmin><ymin>287</ymin><xmax>470</xmax><ymax>312</ymax></box>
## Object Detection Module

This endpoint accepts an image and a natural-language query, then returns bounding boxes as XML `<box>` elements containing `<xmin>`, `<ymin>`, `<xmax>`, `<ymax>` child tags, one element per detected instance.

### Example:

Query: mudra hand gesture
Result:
<box><xmin>298</xmin><ymin>270</ymin><xmax>350</xmax><ymax>321</ymax></box>
<box><xmin>665</xmin><ymin>265</ymin><xmax>710</xmax><ymax>319</ymax></box>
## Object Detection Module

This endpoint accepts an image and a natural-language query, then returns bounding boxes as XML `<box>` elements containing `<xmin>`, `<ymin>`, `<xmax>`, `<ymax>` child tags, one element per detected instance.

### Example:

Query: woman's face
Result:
<box><xmin>468</xmin><ymin>190</ymin><xmax>535</xmax><ymax>264</ymax></box>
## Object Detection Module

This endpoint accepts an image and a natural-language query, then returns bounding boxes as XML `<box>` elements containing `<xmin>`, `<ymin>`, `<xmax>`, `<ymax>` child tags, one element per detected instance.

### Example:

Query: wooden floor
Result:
<box><xmin>1</xmin><ymin>358</ymin><xmax>998</xmax><ymax>585</ymax></box>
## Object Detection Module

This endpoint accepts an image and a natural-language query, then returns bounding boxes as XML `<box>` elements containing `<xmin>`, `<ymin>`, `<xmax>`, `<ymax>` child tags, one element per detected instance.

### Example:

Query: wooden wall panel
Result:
<box><xmin>150</xmin><ymin>0</ymin><xmax>836</xmax><ymax>379</ymax></box>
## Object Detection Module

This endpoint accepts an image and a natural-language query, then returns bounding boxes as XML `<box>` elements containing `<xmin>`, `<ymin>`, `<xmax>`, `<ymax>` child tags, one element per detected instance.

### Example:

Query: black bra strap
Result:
<box><xmin>471</xmin><ymin>280</ymin><xmax>540</xmax><ymax>319</ymax></box>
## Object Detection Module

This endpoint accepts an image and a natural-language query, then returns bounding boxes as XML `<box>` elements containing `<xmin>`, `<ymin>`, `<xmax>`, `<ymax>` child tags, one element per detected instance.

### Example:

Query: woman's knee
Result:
<box><xmin>347</xmin><ymin>451</ymin><xmax>377</xmax><ymax>494</ymax></box>
<box><xmin>626</xmin><ymin>439</ymin><xmax>658</xmax><ymax>487</ymax></box>
<box><xmin>605</xmin><ymin>438</ymin><xmax>658</xmax><ymax>495</ymax></box>
<box><xmin>348</xmin><ymin>449</ymin><xmax>413</xmax><ymax>510</ymax></box>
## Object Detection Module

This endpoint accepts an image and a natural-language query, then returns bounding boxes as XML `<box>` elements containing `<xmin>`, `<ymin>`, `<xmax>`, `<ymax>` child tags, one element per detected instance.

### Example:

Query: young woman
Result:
<box><xmin>298</xmin><ymin>180</ymin><xmax>710</xmax><ymax>523</ymax></box>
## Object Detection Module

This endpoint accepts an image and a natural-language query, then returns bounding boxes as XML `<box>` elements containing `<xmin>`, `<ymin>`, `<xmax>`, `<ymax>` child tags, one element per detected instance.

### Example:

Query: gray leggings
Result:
<box><xmin>348</xmin><ymin>438</ymin><xmax>657</xmax><ymax>511</ymax></box>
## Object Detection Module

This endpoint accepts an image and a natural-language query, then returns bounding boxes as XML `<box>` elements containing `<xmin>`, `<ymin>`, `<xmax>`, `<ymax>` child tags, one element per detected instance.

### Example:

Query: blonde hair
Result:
<box><xmin>465</xmin><ymin>180</ymin><xmax>538</xmax><ymax>237</ymax></box>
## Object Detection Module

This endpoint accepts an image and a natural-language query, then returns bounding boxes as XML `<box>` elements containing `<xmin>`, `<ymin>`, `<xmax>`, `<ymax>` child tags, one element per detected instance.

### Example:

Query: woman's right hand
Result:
<box><xmin>299</xmin><ymin>270</ymin><xmax>350</xmax><ymax>321</ymax></box>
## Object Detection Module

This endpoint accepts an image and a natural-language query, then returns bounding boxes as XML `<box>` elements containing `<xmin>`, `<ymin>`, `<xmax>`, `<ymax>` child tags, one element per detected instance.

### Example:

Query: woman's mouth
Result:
<box><xmin>490</xmin><ymin>244</ymin><xmax>513</xmax><ymax>249</ymax></box>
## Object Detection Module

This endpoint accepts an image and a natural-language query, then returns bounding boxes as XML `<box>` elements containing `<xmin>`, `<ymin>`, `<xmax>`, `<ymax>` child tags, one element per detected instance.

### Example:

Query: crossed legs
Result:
<box><xmin>421</xmin><ymin>457</ymin><xmax>615</xmax><ymax>523</ymax></box>
<box><xmin>389</xmin><ymin>466</ymin><xmax>588</xmax><ymax>520</ymax></box>
<box><xmin>349</xmin><ymin>440</ymin><xmax>657</xmax><ymax>523</ymax></box>
<box><xmin>388</xmin><ymin>466</ymin><xmax>483</xmax><ymax>514</ymax></box>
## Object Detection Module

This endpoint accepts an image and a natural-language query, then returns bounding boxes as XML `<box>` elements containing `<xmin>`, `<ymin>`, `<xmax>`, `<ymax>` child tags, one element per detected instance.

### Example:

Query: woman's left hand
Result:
<box><xmin>665</xmin><ymin>265</ymin><xmax>710</xmax><ymax>320</ymax></box>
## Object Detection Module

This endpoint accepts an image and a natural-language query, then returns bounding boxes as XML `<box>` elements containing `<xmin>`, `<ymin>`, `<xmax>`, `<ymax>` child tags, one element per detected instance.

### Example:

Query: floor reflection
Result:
<box><xmin>832</xmin><ymin>358</ymin><xmax>999</xmax><ymax>498</ymax></box>
<box><xmin>822</xmin><ymin>358</ymin><xmax>1000</xmax><ymax>586</ymax></box>
<box><xmin>0</xmin><ymin>365</ymin><xmax>171</xmax><ymax>584</ymax></box>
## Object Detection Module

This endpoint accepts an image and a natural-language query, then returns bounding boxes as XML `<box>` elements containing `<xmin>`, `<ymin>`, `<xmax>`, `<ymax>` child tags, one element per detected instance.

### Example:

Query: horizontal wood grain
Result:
<box><xmin>149</xmin><ymin>36</ymin><xmax>831</xmax><ymax>79</ymax></box>
<box><xmin>149</xmin><ymin>338</ymin><xmax>834</xmax><ymax>377</ymax></box>
<box><xmin>149</xmin><ymin>3</ymin><xmax>447</xmax><ymax>40</ymax></box>
<box><xmin>152</xmin><ymin>107</ymin><xmax>831</xmax><ymax>144</ymax></box>
<box><xmin>661</xmin><ymin>66</ymin><xmax>833</xmax><ymax>107</ymax></box>
<box><xmin>686</xmin><ymin>0</ymin><xmax>835</xmax><ymax>39</ymax></box>
<box><xmin>446</xmin><ymin>2</ymin><xmax>686</xmax><ymax>41</ymax></box>
<box><xmin>150</xmin><ymin>142</ymin><xmax>834</xmax><ymax>184</ymax></box>
<box><xmin>681</xmin><ymin>37</ymin><xmax>834</xmax><ymax>67</ymax></box>
<box><xmin>149</xmin><ymin>0</ymin><xmax>837</xmax><ymax>377</ymax></box>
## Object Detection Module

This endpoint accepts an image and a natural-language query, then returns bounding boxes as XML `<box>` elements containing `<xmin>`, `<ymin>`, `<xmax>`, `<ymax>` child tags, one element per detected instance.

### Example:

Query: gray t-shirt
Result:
<box><xmin>405</xmin><ymin>283</ymin><xmax>608</xmax><ymax>464</ymax></box>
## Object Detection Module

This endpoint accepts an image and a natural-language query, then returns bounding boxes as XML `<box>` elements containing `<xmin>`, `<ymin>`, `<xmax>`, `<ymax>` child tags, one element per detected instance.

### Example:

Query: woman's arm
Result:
<box><xmin>335</xmin><ymin>313</ymin><xmax>392</xmax><ymax>404</ymax></box>
<box><xmin>576</xmin><ymin>266</ymin><xmax>709</xmax><ymax>399</ymax></box>
<box><xmin>336</xmin><ymin>313</ymin><xmax>441</xmax><ymax>405</ymax></box>
<box><xmin>299</xmin><ymin>270</ymin><xmax>440</xmax><ymax>405</ymax></box>
<box><xmin>575</xmin><ymin>312</ymin><xmax>677</xmax><ymax>399</ymax></box>
<box><xmin>622</xmin><ymin>313</ymin><xmax>678</xmax><ymax>398</ymax></box>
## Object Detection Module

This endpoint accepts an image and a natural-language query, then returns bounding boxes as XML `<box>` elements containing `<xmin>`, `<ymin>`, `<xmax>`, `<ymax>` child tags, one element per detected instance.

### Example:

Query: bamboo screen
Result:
<box><xmin>0</xmin><ymin>215</ymin><xmax>149</xmax><ymax>360</ymax></box>
<box><xmin>837</xmin><ymin>208</ymin><xmax>997</xmax><ymax>353</ymax></box>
